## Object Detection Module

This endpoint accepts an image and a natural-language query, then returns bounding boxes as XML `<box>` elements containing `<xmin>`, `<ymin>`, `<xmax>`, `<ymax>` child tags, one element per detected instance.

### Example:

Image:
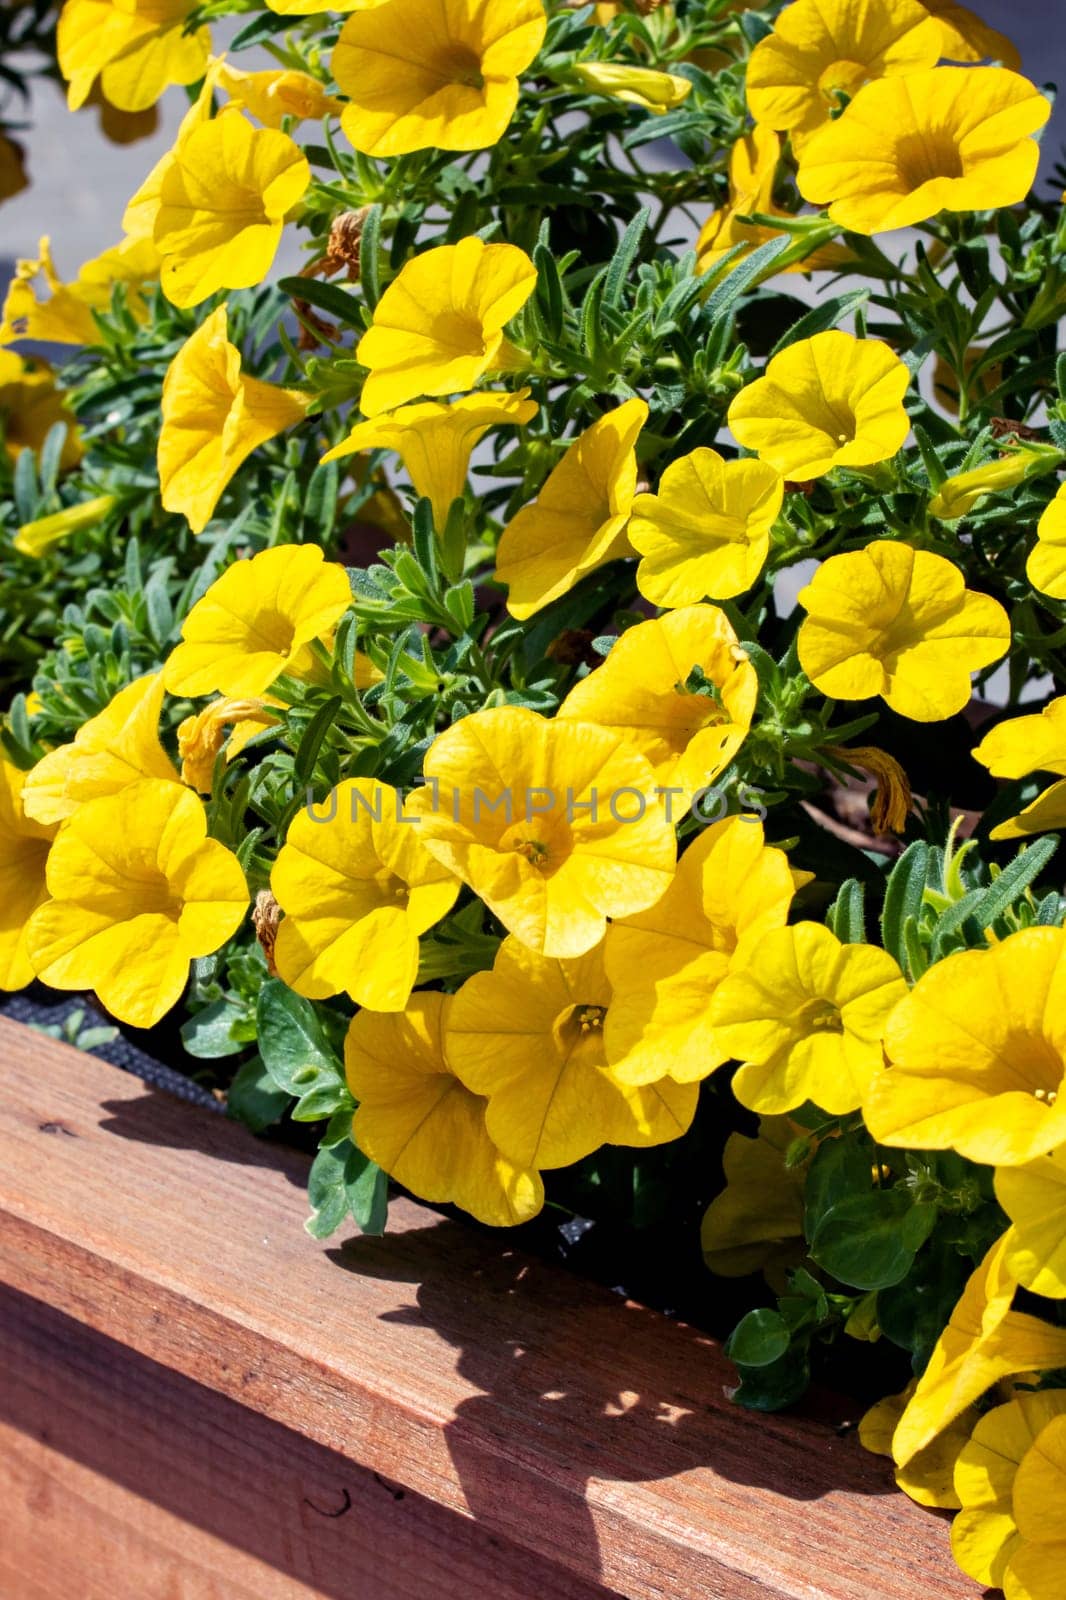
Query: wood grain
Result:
<box><xmin>0</xmin><ymin>1017</ymin><xmax>979</xmax><ymax>1600</ymax></box>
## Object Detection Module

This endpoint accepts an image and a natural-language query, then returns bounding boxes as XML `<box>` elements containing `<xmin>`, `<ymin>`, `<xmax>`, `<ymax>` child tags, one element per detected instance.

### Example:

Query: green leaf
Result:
<box><xmin>725</xmin><ymin>1307</ymin><xmax>791</xmax><ymax>1367</ymax></box>
<box><xmin>304</xmin><ymin>1140</ymin><xmax>388</xmax><ymax>1239</ymax></box>
<box><xmin>604</xmin><ymin>208</ymin><xmax>650</xmax><ymax>307</ymax></box>
<box><xmin>278</xmin><ymin>276</ymin><xmax>362</xmax><ymax>327</ymax></box>
<box><xmin>256</xmin><ymin>979</ymin><xmax>349</xmax><ymax>1121</ymax></box>
<box><xmin>810</xmin><ymin>1189</ymin><xmax>924</xmax><ymax>1290</ymax></box>
<box><xmin>180</xmin><ymin>998</ymin><xmax>245</xmax><ymax>1060</ymax></box>
<box><xmin>703</xmin><ymin>234</ymin><xmax>792</xmax><ymax>325</ymax></box>
<box><xmin>972</xmin><ymin>837</ymin><xmax>1058</xmax><ymax>930</ymax></box>
<box><xmin>293</xmin><ymin>695</ymin><xmax>341</xmax><ymax>788</ymax></box>
<box><xmin>803</xmin><ymin>1135</ymin><xmax>874</xmax><ymax>1242</ymax></box>
<box><xmin>825</xmin><ymin>878</ymin><xmax>866</xmax><ymax>944</ymax></box>
<box><xmin>768</xmin><ymin>289</ymin><xmax>869</xmax><ymax>358</ymax></box>
<box><xmin>227</xmin><ymin>1055</ymin><xmax>290</xmax><ymax>1133</ymax></box>
<box><xmin>880</xmin><ymin>841</ymin><xmax>929</xmax><ymax>972</ymax></box>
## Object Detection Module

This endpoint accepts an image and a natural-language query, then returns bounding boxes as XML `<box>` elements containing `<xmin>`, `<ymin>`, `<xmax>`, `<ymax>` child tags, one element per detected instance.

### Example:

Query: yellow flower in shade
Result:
<box><xmin>710</xmin><ymin>923</ymin><xmax>907</xmax><ymax>1116</ymax></box>
<box><xmin>1027</xmin><ymin>483</ymin><xmax>1066</xmax><ymax>601</ymax></box>
<box><xmin>0</xmin><ymin>760</ymin><xmax>57</xmax><ymax>992</ymax></box>
<box><xmin>571</xmin><ymin>62</ymin><xmax>692</xmax><ymax>114</ymax></box>
<box><xmin>272</xmin><ymin>778</ymin><xmax>459</xmax><ymax>1013</ymax></box>
<box><xmin>345</xmin><ymin>995</ymin><xmax>544</xmax><ymax>1226</ymax></box>
<box><xmin>865</xmin><ymin>928</ymin><xmax>1066</xmax><ymax>1167</ymax></box>
<box><xmin>860</xmin><ymin>1383</ymin><xmax>977</xmax><ymax>1511</ymax></box>
<box><xmin>603</xmin><ymin>817</ymin><xmax>800</xmax><ymax>1087</ymax></box>
<box><xmin>321</xmin><ymin>389</ymin><xmax>538</xmax><ymax>529</ymax></box>
<box><xmin>494</xmin><ymin>399</ymin><xmax>647</xmax><ymax>619</ymax></box>
<box><xmin>997</xmin><ymin>1147</ymin><xmax>1066</xmax><ymax>1300</ymax></box>
<box><xmin>214</xmin><ymin>61</ymin><xmax>343</xmax><ymax>128</ymax></box>
<box><xmin>356</xmin><ymin>237</ymin><xmax>538</xmax><ymax>418</ymax></box>
<box><xmin>797</xmin><ymin>540</ymin><xmax>1010</xmax><ymax>721</ymax></box>
<box><xmin>163</xmin><ymin>544</ymin><xmax>352</xmax><ymax>699</ymax></box>
<box><xmin>928</xmin><ymin>448</ymin><xmax>1062</xmax><ymax>521</ymax></box>
<box><xmin>0</xmin><ymin>353</ymin><xmax>81</xmax><ymax>471</ymax></box>
<box><xmin>57</xmin><ymin>0</ymin><xmax>210</xmax><ymax>113</ymax></box>
<box><xmin>745</xmin><ymin>0</ymin><xmax>941</xmax><ymax>152</ymax></box>
<box><xmin>154</xmin><ymin>112</ymin><xmax>310</xmax><ymax>308</ymax></box>
<box><xmin>629</xmin><ymin>448</ymin><xmax>783</xmax><ymax>605</ymax></box>
<box><xmin>14</xmin><ymin>494</ymin><xmax>116</xmax><ymax>559</ymax></box>
<box><xmin>696</xmin><ymin>125</ymin><xmax>782</xmax><ymax>276</ymax></box>
<box><xmin>158</xmin><ymin>307</ymin><xmax>309</xmax><ymax>534</ymax></box>
<box><xmin>0</xmin><ymin>135</ymin><xmax>28</xmax><ymax>205</ymax></box>
<box><xmin>332</xmin><ymin>0</ymin><xmax>546</xmax><ymax>158</ymax></box>
<box><xmin>923</xmin><ymin>0</ymin><xmax>1021</xmax><ymax>69</ymax></box>
<box><xmin>26</xmin><ymin>779</ymin><xmax>247</xmax><ymax>1029</ymax></box>
<box><xmin>21</xmin><ymin>673</ymin><xmax>179</xmax><ymax>827</ymax></box>
<box><xmin>177</xmin><ymin>697</ymin><xmax>281</xmax><ymax>792</ymax></box>
<box><xmin>445</xmin><ymin>935</ymin><xmax>698</xmax><ymax>1170</ymax></box>
<box><xmin>700</xmin><ymin>1115</ymin><xmax>807</xmax><ymax>1283</ymax></box>
<box><xmin>728</xmin><ymin>331</ymin><xmax>910</xmax><ymax>481</ymax></box>
<box><xmin>797</xmin><ymin>67</ymin><xmax>1050</xmax><ymax>235</ymax></box>
<box><xmin>951</xmin><ymin>1392</ymin><xmax>1066</xmax><ymax>1594</ymax></box>
<box><xmin>0</xmin><ymin>234</ymin><xmax>158</xmax><ymax>348</ymax></box>
<box><xmin>405</xmin><ymin>704</ymin><xmax>676</xmax><ymax>958</ymax></box>
<box><xmin>972</xmin><ymin>697</ymin><xmax>1066</xmax><ymax>842</ymax></box>
<box><xmin>557</xmin><ymin>606</ymin><xmax>758</xmax><ymax>801</ymax></box>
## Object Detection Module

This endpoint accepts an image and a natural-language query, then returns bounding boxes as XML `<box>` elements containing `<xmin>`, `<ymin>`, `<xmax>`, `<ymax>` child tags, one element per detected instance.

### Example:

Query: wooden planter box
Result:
<box><xmin>0</xmin><ymin>1016</ymin><xmax>978</xmax><ymax>1600</ymax></box>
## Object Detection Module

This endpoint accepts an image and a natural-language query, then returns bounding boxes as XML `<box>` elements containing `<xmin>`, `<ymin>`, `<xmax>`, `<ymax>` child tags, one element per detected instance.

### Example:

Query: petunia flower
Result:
<box><xmin>345</xmin><ymin>994</ymin><xmax>544</xmax><ymax>1226</ymax></box>
<box><xmin>922</xmin><ymin>0</ymin><xmax>1021</xmax><ymax>69</ymax></box>
<box><xmin>700</xmin><ymin>1115</ymin><xmax>808</xmax><ymax>1283</ymax></box>
<box><xmin>177</xmin><ymin>697</ymin><xmax>282</xmax><ymax>792</ymax></box>
<box><xmin>950</xmin><ymin>1392</ymin><xmax>1066</xmax><ymax>1593</ymax></box>
<box><xmin>494</xmin><ymin>398</ymin><xmax>647</xmax><ymax>618</ymax></box>
<box><xmin>629</xmin><ymin>447</ymin><xmax>783</xmax><ymax>605</ymax></box>
<box><xmin>1026</xmin><ymin>482</ymin><xmax>1066</xmax><ymax>601</ymax></box>
<box><xmin>1007</xmin><ymin>1415</ymin><xmax>1066</xmax><ymax>1600</ymax></box>
<box><xmin>157</xmin><ymin>306</ymin><xmax>309</xmax><ymax>534</ymax></box>
<box><xmin>997</xmin><ymin>1147</ymin><xmax>1066</xmax><ymax>1300</ymax></box>
<box><xmin>746</xmin><ymin>0</ymin><xmax>942</xmax><ymax>152</ymax></box>
<box><xmin>332</xmin><ymin>0</ymin><xmax>547</xmax><ymax>158</ymax></box>
<box><xmin>571</xmin><ymin>62</ymin><xmax>692</xmax><ymax>114</ymax></box>
<box><xmin>865</xmin><ymin>928</ymin><xmax>1066</xmax><ymax>1167</ymax></box>
<box><xmin>57</xmin><ymin>0</ymin><xmax>210</xmax><ymax>113</ymax></box>
<box><xmin>26</xmin><ymin>779</ymin><xmax>248</xmax><ymax>1028</ymax></box>
<box><xmin>405</xmin><ymin>704</ymin><xmax>676</xmax><ymax>958</ymax></box>
<box><xmin>709</xmin><ymin>922</ymin><xmax>907</xmax><ymax>1115</ymax></box>
<box><xmin>154</xmin><ymin>111</ymin><xmax>310</xmax><ymax>308</ymax></box>
<box><xmin>0</xmin><ymin>234</ymin><xmax>158</xmax><ymax>347</ymax></box>
<box><xmin>214</xmin><ymin>61</ymin><xmax>343</xmax><ymax>128</ymax></box>
<box><xmin>14</xmin><ymin>494</ymin><xmax>116</xmax><ymax>559</ymax></box>
<box><xmin>0</xmin><ymin>760</ymin><xmax>57</xmax><ymax>992</ymax></box>
<box><xmin>22</xmin><ymin>672</ymin><xmax>179</xmax><ymax>826</ymax></box>
<box><xmin>163</xmin><ymin>543</ymin><xmax>353</xmax><ymax>699</ymax></box>
<box><xmin>928</xmin><ymin>445</ymin><xmax>1062</xmax><ymax>521</ymax></box>
<box><xmin>727</xmin><ymin>330</ymin><xmax>910</xmax><ymax>481</ymax></box>
<box><xmin>445</xmin><ymin>935</ymin><xmax>698</xmax><ymax>1171</ymax></box>
<box><xmin>797</xmin><ymin>66</ymin><xmax>1050</xmax><ymax>235</ymax></box>
<box><xmin>321</xmin><ymin>389</ymin><xmax>538</xmax><ymax>529</ymax></box>
<box><xmin>972</xmin><ymin>697</ymin><xmax>1066</xmax><ymax>841</ymax></box>
<box><xmin>272</xmin><ymin>777</ymin><xmax>459</xmax><ymax>1012</ymax></box>
<box><xmin>603</xmin><ymin>817</ymin><xmax>800</xmax><ymax>1087</ymax></box>
<box><xmin>859</xmin><ymin>1383</ymin><xmax>978</xmax><ymax>1511</ymax></box>
<box><xmin>0</xmin><ymin>352</ymin><xmax>81</xmax><ymax>470</ymax></box>
<box><xmin>557</xmin><ymin>605</ymin><xmax>758</xmax><ymax>799</ymax></box>
<box><xmin>797</xmin><ymin>539</ymin><xmax>1010</xmax><ymax>721</ymax></box>
<box><xmin>356</xmin><ymin>237</ymin><xmax>538</xmax><ymax>417</ymax></box>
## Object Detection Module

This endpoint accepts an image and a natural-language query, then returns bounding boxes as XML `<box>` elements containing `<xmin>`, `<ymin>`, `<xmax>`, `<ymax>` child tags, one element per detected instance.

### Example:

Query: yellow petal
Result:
<box><xmin>998</xmin><ymin>1148</ymin><xmax>1066</xmax><ymax>1298</ymax></box>
<box><xmin>0</xmin><ymin>759</ymin><xmax>57</xmax><ymax>992</ymax></box>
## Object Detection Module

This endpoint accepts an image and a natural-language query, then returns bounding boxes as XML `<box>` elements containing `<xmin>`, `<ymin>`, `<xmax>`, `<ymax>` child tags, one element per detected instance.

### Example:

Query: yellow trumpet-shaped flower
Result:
<box><xmin>700</xmin><ymin>1115</ymin><xmax>808</xmax><ymax>1283</ymax></box>
<box><xmin>797</xmin><ymin>66</ymin><xmax>1050</xmax><ymax>235</ymax></box>
<box><xmin>332</xmin><ymin>0</ymin><xmax>546</xmax><ymax>158</ymax></box>
<box><xmin>163</xmin><ymin>543</ymin><xmax>352</xmax><ymax>699</ymax></box>
<box><xmin>558</xmin><ymin>606</ymin><xmax>758</xmax><ymax>800</ymax></box>
<box><xmin>0</xmin><ymin>760</ymin><xmax>57</xmax><ymax>992</ymax></box>
<box><xmin>951</xmin><ymin>1392</ymin><xmax>1066</xmax><ymax>1594</ymax></box>
<box><xmin>1009</xmin><ymin>1415</ymin><xmax>1066</xmax><ymax>1600</ymax></box>
<box><xmin>495</xmin><ymin>399</ymin><xmax>647</xmax><ymax>619</ymax></box>
<box><xmin>1027</xmin><ymin>482</ymin><xmax>1066</xmax><ymax>601</ymax></box>
<box><xmin>924</xmin><ymin>0</ymin><xmax>1021</xmax><ymax>69</ymax></box>
<box><xmin>177</xmin><ymin>697</ymin><xmax>282</xmax><ymax>792</ymax></box>
<box><xmin>859</xmin><ymin>1383</ymin><xmax>977</xmax><ymax>1511</ymax></box>
<box><xmin>928</xmin><ymin>446</ymin><xmax>1062</xmax><ymax>522</ymax></box>
<box><xmin>797</xmin><ymin>540</ymin><xmax>1010</xmax><ymax>721</ymax></box>
<box><xmin>272</xmin><ymin>778</ymin><xmax>459</xmax><ymax>1013</ymax></box>
<box><xmin>571</xmin><ymin>62</ymin><xmax>692</xmax><ymax>114</ymax></box>
<box><xmin>997</xmin><ymin>1147</ymin><xmax>1066</xmax><ymax>1300</ymax></box>
<box><xmin>321</xmin><ymin>389</ymin><xmax>537</xmax><ymax>529</ymax></box>
<box><xmin>405</xmin><ymin>704</ymin><xmax>676</xmax><ymax>958</ymax></box>
<box><xmin>355</xmin><ymin>237</ymin><xmax>538</xmax><ymax>417</ymax></box>
<box><xmin>972</xmin><ymin>697</ymin><xmax>1066</xmax><ymax>841</ymax></box>
<box><xmin>158</xmin><ymin>307</ymin><xmax>309</xmax><ymax>535</ymax></box>
<box><xmin>865</xmin><ymin>928</ymin><xmax>1066</xmax><ymax>1167</ymax></box>
<box><xmin>0</xmin><ymin>234</ymin><xmax>158</xmax><ymax>348</ymax></box>
<box><xmin>57</xmin><ymin>0</ymin><xmax>210</xmax><ymax>113</ymax></box>
<box><xmin>21</xmin><ymin>672</ymin><xmax>179</xmax><ymax>827</ymax></box>
<box><xmin>14</xmin><ymin>494</ymin><xmax>116</xmax><ymax>560</ymax></box>
<box><xmin>345</xmin><ymin>995</ymin><xmax>544</xmax><ymax>1227</ymax></box>
<box><xmin>728</xmin><ymin>331</ymin><xmax>910</xmax><ymax>481</ymax></box>
<box><xmin>445</xmin><ymin>935</ymin><xmax>698</xmax><ymax>1171</ymax></box>
<box><xmin>214</xmin><ymin>61</ymin><xmax>343</xmax><ymax>128</ymax></box>
<box><xmin>26</xmin><ymin>779</ymin><xmax>248</xmax><ymax>1028</ymax></box>
<box><xmin>0</xmin><ymin>352</ymin><xmax>81</xmax><ymax>471</ymax></box>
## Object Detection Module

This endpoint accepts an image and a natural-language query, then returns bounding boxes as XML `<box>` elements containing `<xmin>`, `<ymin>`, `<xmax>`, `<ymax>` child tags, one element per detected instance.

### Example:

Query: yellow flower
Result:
<box><xmin>154</xmin><ymin>111</ymin><xmax>310</xmax><ymax>308</ymax></box>
<box><xmin>158</xmin><ymin>306</ymin><xmax>309</xmax><ymax>534</ymax></box>
<box><xmin>728</xmin><ymin>331</ymin><xmax>910</xmax><ymax>482</ymax></box>
<box><xmin>797</xmin><ymin>67</ymin><xmax>1050</xmax><ymax>235</ymax></box>
<box><xmin>177</xmin><ymin>697</ymin><xmax>281</xmax><ymax>792</ymax></box>
<box><xmin>571</xmin><ymin>62</ymin><xmax>692</xmax><ymax>114</ymax></box>
<box><xmin>163</xmin><ymin>544</ymin><xmax>352</xmax><ymax>699</ymax></box>
<box><xmin>629</xmin><ymin>447</ymin><xmax>783</xmax><ymax>605</ymax></box>
<box><xmin>1008</xmin><ymin>1413</ymin><xmax>1066</xmax><ymax>1600</ymax></box>
<box><xmin>557</xmin><ymin>605</ymin><xmax>758</xmax><ymax>800</ymax></box>
<box><xmin>356</xmin><ymin>237</ymin><xmax>538</xmax><ymax>418</ymax></box>
<box><xmin>865</xmin><ymin>928</ymin><xmax>1066</xmax><ymax>1167</ymax></box>
<box><xmin>0</xmin><ymin>234</ymin><xmax>158</xmax><ymax>348</ymax></box>
<box><xmin>603</xmin><ymin>817</ymin><xmax>799</xmax><ymax>1087</ymax></box>
<box><xmin>57</xmin><ymin>0</ymin><xmax>210</xmax><ymax>113</ymax></box>
<box><xmin>445</xmin><ymin>935</ymin><xmax>698</xmax><ymax>1170</ymax></box>
<box><xmin>951</xmin><ymin>1392</ymin><xmax>1066</xmax><ymax>1593</ymax></box>
<box><xmin>321</xmin><ymin>389</ymin><xmax>537</xmax><ymax>529</ymax></box>
<box><xmin>0</xmin><ymin>352</ymin><xmax>81</xmax><ymax>471</ymax></box>
<box><xmin>122</xmin><ymin>74</ymin><xmax>215</xmax><ymax>242</ymax></box>
<box><xmin>26</xmin><ymin>779</ymin><xmax>247</xmax><ymax>1028</ymax></box>
<box><xmin>923</xmin><ymin>0</ymin><xmax>1021</xmax><ymax>69</ymax></box>
<box><xmin>214</xmin><ymin>61</ymin><xmax>343</xmax><ymax>127</ymax></box>
<box><xmin>405</xmin><ymin>704</ymin><xmax>676</xmax><ymax>958</ymax></box>
<box><xmin>346</xmin><ymin>995</ymin><xmax>544</xmax><ymax>1226</ymax></box>
<box><xmin>0</xmin><ymin>134</ymin><xmax>28</xmax><ymax>205</ymax></box>
<box><xmin>21</xmin><ymin>673</ymin><xmax>179</xmax><ymax>826</ymax></box>
<box><xmin>696</xmin><ymin>125</ymin><xmax>783</xmax><ymax>276</ymax></box>
<box><xmin>710</xmin><ymin>923</ymin><xmax>907</xmax><ymax>1115</ymax></box>
<box><xmin>860</xmin><ymin>1383</ymin><xmax>977</xmax><ymax>1510</ymax></box>
<box><xmin>332</xmin><ymin>0</ymin><xmax>546</xmax><ymax>158</ymax></box>
<box><xmin>972</xmin><ymin>697</ymin><xmax>1066</xmax><ymax>842</ymax></box>
<box><xmin>928</xmin><ymin>446</ymin><xmax>1062</xmax><ymax>521</ymax></box>
<box><xmin>494</xmin><ymin>399</ymin><xmax>647</xmax><ymax>619</ymax></box>
<box><xmin>266</xmin><ymin>0</ymin><xmax>376</xmax><ymax>13</ymax></box>
<box><xmin>14</xmin><ymin>494</ymin><xmax>116</xmax><ymax>559</ymax></box>
<box><xmin>797</xmin><ymin>540</ymin><xmax>1010</xmax><ymax>721</ymax></box>
<box><xmin>700</xmin><ymin>1115</ymin><xmax>808</xmax><ymax>1282</ymax></box>
<box><xmin>272</xmin><ymin>778</ymin><xmax>459</xmax><ymax>1012</ymax></box>
<box><xmin>1027</xmin><ymin>483</ymin><xmax>1066</xmax><ymax>601</ymax></box>
<box><xmin>745</xmin><ymin>0</ymin><xmax>941</xmax><ymax>152</ymax></box>
<box><xmin>997</xmin><ymin>1147</ymin><xmax>1066</xmax><ymax>1300</ymax></box>
<box><xmin>0</xmin><ymin>760</ymin><xmax>57</xmax><ymax>992</ymax></box>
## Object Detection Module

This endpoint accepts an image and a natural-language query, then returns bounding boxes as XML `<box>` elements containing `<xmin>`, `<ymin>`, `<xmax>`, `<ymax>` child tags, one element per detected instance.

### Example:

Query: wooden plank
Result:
<box><xmin>0</xmin><ymin>1017</ymin><xmax>977</xmax><ymax>1600</ymax></box>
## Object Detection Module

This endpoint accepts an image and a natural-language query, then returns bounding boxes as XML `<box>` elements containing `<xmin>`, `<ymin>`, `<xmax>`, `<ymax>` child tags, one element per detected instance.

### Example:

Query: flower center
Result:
<box><xmin>437</xmin><ymin>43</ymin><xmax>486</xmax><ymax>91</ymax></box>
<box><xmin>818</xmin><ymin>59</ymin><xmax>868</xmax><ymax>109</ymax></box>
<box><xmin>895</xmin><ymin>130</ymin><xmax>965</xmax><ymax>190</ymax></box>
<box><xmin>553</xmin><ymin>1002</ymin><xmax>610</xmax><ymax>1059</ymax></box>
<box><xmin>797</xmin><ymin>998</ymin><xmax>844</xmax><ymax>1034</ymax></box>
<box><xmin>245</xmin><ymin>607</ymin><xmax>298</xmax><ymax>656</ymax></box>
